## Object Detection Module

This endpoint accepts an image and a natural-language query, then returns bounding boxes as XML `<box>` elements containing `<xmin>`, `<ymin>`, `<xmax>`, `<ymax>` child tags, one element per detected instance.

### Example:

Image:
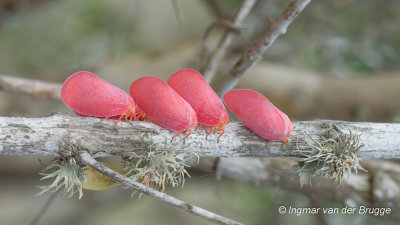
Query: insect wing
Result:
<box><xmin>130</xmin><ymin>76</ymin><xmax>197</xmax><ymax>131</ymax></box>
<box><xmin>168</xmin><ymin>69</ymin><xmax>228</xmax><ymax>127</ymax></box>
<box><xmin>223</xmin><ymin>89</ymin><xmax>289</xmax><ymax>141</ymax></box>
<box><xmin>61</xmin><ymin>71</ymin><xmax>132</xmax><ymax>118</ymax></box>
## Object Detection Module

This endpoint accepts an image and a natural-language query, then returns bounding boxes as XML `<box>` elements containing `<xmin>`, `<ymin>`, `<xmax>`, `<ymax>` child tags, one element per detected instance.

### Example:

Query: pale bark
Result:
<box><xmin>1</xmin><ymin>114</ymin><xmax>399</xmax><ymax>159</ymax></box>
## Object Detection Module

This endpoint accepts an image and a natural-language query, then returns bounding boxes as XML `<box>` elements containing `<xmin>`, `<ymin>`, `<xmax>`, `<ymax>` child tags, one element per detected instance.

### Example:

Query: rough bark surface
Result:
<box><xmin>1</xmin><ymin>114</ymin><xmax>399</xmax><ymax>159</ymax></box>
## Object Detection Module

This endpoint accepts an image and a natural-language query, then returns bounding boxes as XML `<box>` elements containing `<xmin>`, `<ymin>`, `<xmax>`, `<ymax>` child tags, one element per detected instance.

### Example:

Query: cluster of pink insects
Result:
<box><xmin>61</xmin><ymin>69</ymin><xmax>293</xmax><ymax>145</ymax></box>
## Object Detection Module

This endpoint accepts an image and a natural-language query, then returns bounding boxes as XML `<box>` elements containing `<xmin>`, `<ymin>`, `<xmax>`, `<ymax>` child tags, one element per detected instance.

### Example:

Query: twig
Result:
<box><xmin>218</xmin><ymin>0</ymin><xmax>311</xmax><ymax>96</ymax></box>
<box><xmin>29</xmin><ymin>189</ymin><xmax>60</xmax><ymax>225</ymax></box>
<box><xmin>195</xmin><ymin>157</ymin><xmax>400</xmax><ymax>221</ymax></box>
<box><xmin>203</xmin><ymin>0</ymin><xmax>229</xmax><ymax>19</ymax></box>
<box><xmin>202</xmin><ymin>0</ymin><xmax>257</xmax><ymax>83</ymax></box>
<box><xmin>200</xmin><ymin>20</ymin><xmax>242</xmax><ymax>70</ymax></box>
<box><xmin>1</xmin><ymin>114</ymin><xmax>400</xmax><ymax>159</ymax></box>
<box><xmin>171</xmin><ymin>0</ymin><xmax>184</xmax><ymax>22</ymax></box>
<box><xmin>0</xmin><ymin>74</ymin><xmax>61</xmax><ymax>99</ymax></box>
<box><xmin>79</xmin><ymin>152</ymin><xmax>243</xmax><ymax>225</ymax></box>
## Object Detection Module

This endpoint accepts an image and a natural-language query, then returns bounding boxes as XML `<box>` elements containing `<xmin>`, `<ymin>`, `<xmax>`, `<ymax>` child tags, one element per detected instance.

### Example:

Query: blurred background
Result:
<box><xmin>0</xmin><ymin>0</ymin><xmax>399</xmax><ymax>224</ymax></box>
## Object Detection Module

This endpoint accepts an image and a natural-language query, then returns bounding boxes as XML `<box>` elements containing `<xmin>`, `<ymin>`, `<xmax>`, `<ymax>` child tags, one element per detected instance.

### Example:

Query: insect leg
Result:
<box><xmin>205</xmin><ymin>127</ymin><xmax>215</xmax><ymax>140</ymax></box>
<box><xmin>183</xmin><ymin>129</ymin><xmax>193</xmax><ymax>139</ymax></box>
<box><xmin>116</xmin><ymin>114</ymin><xmax>124</xmax><ymax>124</ymax></box>
<box><xmin>216</xmin><ymin>127</ymin><xmax>225</xmax><ymax>143</ymax></box>
<box><xmin>281</xmin><ymin>137</ymin><xmax>290</xmax><ymax>148</ymax></box>
<box><xmin>172</xmin><ymin>131</ymin><xmax>183</xmax><ymax>142</ymax></box>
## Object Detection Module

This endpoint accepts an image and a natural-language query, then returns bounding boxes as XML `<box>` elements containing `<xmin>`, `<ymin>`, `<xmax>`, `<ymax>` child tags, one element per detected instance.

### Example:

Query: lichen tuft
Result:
<box><xmin>123</xmin><ymin>137</ymin><xmax>198</xmax><ymax>195</ymax></box>
<box><xmin>293</xmin><ymin>127</ymin><xmax>366</xmax><ymax>187</ymax></box>
<box><xmin>37</xmin><ymin>158</ymin><xmax>86</xmax><ymax>199</ymax></box>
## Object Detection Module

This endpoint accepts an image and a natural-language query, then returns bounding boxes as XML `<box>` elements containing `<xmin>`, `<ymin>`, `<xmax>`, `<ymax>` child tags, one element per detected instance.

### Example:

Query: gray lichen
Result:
<box><xmin>293</xmin><ymin>126</ymin><xmax>366</xmax><ymax>187</ymax></box>
<box><xmin>123</xmin><ymin>137</ymin><xmax>198</xmax><ymax>193</ymax></box>
<box><xmin>37</xmin><ymin>158</ymin><xmax>86</xmax><ymax>199</ymax></box>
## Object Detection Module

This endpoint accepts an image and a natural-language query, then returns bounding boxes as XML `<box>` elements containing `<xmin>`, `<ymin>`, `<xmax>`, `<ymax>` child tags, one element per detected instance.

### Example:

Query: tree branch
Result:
<box><xmin>202</xmin><ymin>0</ymin><xmax>257</xmax><ymax>83</ymax></box>
<box><xmin>196</xmin><ymin>157</ymin><xmax>400</xmax><ymax>220</ymax></box>
<box><xmin>1</xmin><ymin>114</ymin><xmax>399</xmax><ymax>159</ymax></box>
<box><xmin>0</xmin><ymin>74</ymin><xmax>61</xmax><ymax>99</ymax></box>
<box><xmin>218</xmin><ymin>0</ymin><xmax>311</xmax><ymax>96</ymax></box>
<box><xmin>203</xmin><ymin>0</ymin><xmax>230</xmax><ymax>19</ymax></box>
<box><xmin>79</xmin><ymin>152</ymin><xmax>243</xmax><ymax>225</ymax></box>
<box><xmin>200</xmin><ymin>20</ymin><xmax>242</xmax><ymax>71</ymax></box>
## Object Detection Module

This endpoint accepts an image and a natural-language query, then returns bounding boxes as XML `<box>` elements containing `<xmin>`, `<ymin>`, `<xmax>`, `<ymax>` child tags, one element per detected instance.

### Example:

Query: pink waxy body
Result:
<box><xmin>223</xmin><ymin>89</ymin><xmax>292</xmax><ymax>142</ymax></box>
<box><xmin>61</xmin><ymin>71</ymin><xmax>137</xmax><ymax>120</ymax></box>
<box><xmin>130</xmin><ymin>76</ymin><xmax>197</xmax><ymax>135</ymax></box>
<box><xmin>167</xmin><ymin>69</ymin><xmax>229</xmax><ymax>136</ymax></box>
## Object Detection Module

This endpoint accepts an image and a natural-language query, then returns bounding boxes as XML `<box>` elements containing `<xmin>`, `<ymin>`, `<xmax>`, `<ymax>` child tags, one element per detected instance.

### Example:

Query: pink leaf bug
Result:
<box><xmin>223</xmin><ymin>89</ymin><xmax>293</xmax><ymax>146</ymax></box>
<box><xmin>130</xmin><ymin>76</ymin><xmax>198</xmax><ymax>139</ymax></box>
<box><xmin>167</xmin><ymin>69</ymin><xmax>229</xmax><ymax>140</ymax></box>
<box><xmin>61</xmin><ymin>71</ymin><xmax>144</xmax><ymax>122</ymax></box>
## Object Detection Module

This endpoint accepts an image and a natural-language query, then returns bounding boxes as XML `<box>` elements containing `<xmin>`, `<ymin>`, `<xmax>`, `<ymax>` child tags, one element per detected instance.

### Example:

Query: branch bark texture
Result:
<box><xmin>1</xmin><ymin>114</ymin><xmax>399</xmax><ymax>159</ymax></box>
